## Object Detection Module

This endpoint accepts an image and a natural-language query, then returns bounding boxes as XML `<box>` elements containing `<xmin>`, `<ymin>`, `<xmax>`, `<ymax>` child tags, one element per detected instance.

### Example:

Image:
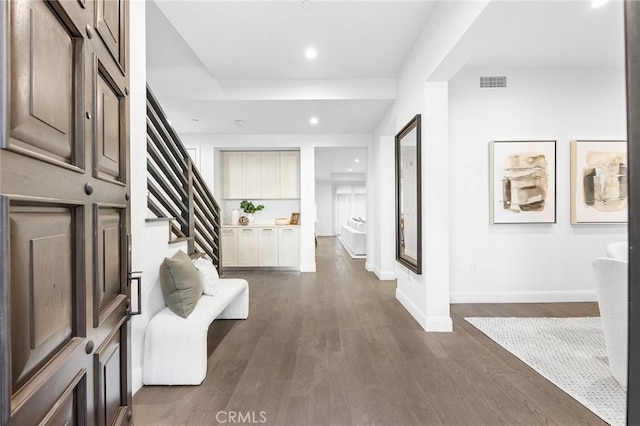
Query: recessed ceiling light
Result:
<box><xmin>301</xmin><ymin>0</ymin><xmax>313</xmax><ymax>11</ymax></box>
<box><xmin>305</xmin><ymin>48</ymin><xmax>318</xmax><ymax>60</ymax></box>
<box><xmin>348</xmin><ymin>168</ymin><xmax>353</xmax><ymax>172</ymax></box>
<box><xmin>235</xmin><ymin>119</ymin><xmax>245</xmax><ymax>126</ymax></box>
<box><xmin>591</xmin><ymin>0</ymin><xmax>610</xmax><ymax>8</ymax></box>
<box><xmin>355</xmin><ymin>158</ymin><xmax>360</xmax><ymax>163</ymax></box>
<box><xmin>309</xmin><ymin>117</ymin><xmax>318</xmax><ymax>125</ymax></box>
<box><xmin>191</xmin><ymin>118</ymin><xmax>199</xmax><ymax>122</ymax></box>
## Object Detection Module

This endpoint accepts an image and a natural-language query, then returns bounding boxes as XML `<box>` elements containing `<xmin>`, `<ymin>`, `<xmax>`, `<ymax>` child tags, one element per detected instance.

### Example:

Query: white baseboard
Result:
<box><xmin>133</xmin><ymin>367</ymin><xmax>143</xmax><ymax>395</ymax></box>
<box><xmin>373</xmin><ymin>266</ymin><xmax>395</xmax><ymax>281</ymax></box>
<box><xmin>424</xmin><ymin>316</ymin><xmax>453</xmax><ymax>332</ymax></box>
<box><xmin>450</xmin><ymin>290</ymin><xmax>597</xmax><ymax>304</ymax></box>
<box><xmin>396</xmin><ymin>288</ymin><xmax>453</xmax><ymax>332</ymax></box>
<box><xmin>337</xmin><ymin>238</ymin><xmax>366</xmax><ymax>259</ymax></box>
<box><xmin>365</xmin><ymin>261</ymin><xmax>373</xmax><ymax>272</ymax></box>
<box><xmin>300</xmin><ymin>263</ymin><xmax>316</xmax><ymax>273</ymax></box>
<box><xmin>396</xmin><ymin>287</ymin><xmax>427</xmax><ymax>328</ymax></box>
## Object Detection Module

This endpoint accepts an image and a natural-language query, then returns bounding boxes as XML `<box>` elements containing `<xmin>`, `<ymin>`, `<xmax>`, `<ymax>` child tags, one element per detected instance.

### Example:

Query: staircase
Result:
<box><xmin>145</xmin><ymin>85</ymin><xmax>222</xmax><ymax>269</ymax></box>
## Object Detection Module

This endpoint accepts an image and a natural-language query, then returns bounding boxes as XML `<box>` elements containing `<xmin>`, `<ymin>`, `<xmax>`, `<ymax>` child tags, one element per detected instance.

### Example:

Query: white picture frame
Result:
<box><xmin>570</xmin><ymin>140</ymin><xmax>627</xmax><ymax>224</ymax></box>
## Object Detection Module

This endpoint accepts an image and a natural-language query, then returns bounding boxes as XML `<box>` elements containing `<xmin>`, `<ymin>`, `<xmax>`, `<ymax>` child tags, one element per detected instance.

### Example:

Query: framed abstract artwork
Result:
<box><xmin>570</xmin><ymin>140</ymin><xmax>627</xmax><ymax>224</ymax></box>
<box><xmin>490</xmin><ymin>140</ymin><xmax>556</xmax><ymax>224</ymax></box>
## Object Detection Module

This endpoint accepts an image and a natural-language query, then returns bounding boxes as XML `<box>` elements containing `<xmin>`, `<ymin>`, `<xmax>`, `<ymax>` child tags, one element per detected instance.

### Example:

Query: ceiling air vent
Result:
<box><xmin>480</xmin><ymin>76</ymin><xmax>507</xmax><ymax>88</ymax></box>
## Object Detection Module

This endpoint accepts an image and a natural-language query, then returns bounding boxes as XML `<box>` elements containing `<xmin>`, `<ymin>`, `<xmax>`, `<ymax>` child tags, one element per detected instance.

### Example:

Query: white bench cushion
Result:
<box><xmin>142</xmin><ymin>278</ymin><xmax>249</xmax><ymax>385</ymax></box>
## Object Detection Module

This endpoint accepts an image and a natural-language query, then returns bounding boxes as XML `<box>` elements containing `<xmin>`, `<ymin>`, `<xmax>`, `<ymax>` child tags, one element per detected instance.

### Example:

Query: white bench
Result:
<box><xmin>340</xmin><ymin>223</ymin><xmax>366</xmax><ymax>256</ymax></box>
<box><xmin>142</xmin><ymin>278</ymin><xmax>249</xmax><ymax>385</ymax></box>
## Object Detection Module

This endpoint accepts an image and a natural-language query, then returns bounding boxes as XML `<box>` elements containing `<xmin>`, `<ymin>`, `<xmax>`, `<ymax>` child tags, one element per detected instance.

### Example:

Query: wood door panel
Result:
<box><xmin>30</xmin><ymin>234</ymin><xmax>73</xmax><ymax>349</ymax></box>
<box><xmin>94</xmin><ymin>206</ymin><xmax>124</xmax><ymax>327</ymax></box>
<box><xmin>94</xmin><ymin>323</ymin><xmax>126</xmax><ymax>426</ymax></box>
<box><xmin>95</xmin><ymin>0</ymin><xmax>125</xmax><ymax>71</ymax></box>
<box><xmin>9</xmin><ymin>0</ymin><xmax>81</xmax><ymax>167</ymax></box>
<box><xmin>94</xmin><ymin>59</ymin><xmax>125</xmax><ymax>184</ymax></box>
<box><xmin>9</xmin><ymin>204</ymin><xmax>77</xmax><ymax>390</ymax></box>
<box><xmin>10</xmin><ymin>347</ymin><xmax>87</xmax><ymax>426</ymax></box>
<box><xmin>38</xmin><ymin>370</ymin><xmax>85</xmax><ymax>426</ymax></box>
<box><xmin>1</xmin><ymin>0</ymin><xmax>131</xmax><ymax>423</ymax></box>
<box><xmin>40</xmin><ymin>385</ymin><xmax>75</xmax><ymax>426</ymax></box>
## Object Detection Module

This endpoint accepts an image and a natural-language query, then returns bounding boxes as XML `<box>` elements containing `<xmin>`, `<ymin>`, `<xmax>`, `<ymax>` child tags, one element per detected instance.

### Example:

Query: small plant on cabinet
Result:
<box><xmin>240</xmin><ymin>200</ymin><xmax>265</xmax><ymax>214</ymax></box>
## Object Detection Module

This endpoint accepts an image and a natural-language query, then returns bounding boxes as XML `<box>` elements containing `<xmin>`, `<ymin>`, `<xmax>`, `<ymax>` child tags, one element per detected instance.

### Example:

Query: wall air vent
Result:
<box><xmin>480</xmin><ymin>76</ymin><xmax>507</xmax><ymax>88</ymax></box>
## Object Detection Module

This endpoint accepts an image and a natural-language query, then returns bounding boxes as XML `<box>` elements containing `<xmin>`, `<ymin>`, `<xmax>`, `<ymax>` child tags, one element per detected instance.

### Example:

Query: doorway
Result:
<box><xmin>314</xmin><ymin>147</ymin><xmax>369</xmax><ymax>260</ymax></box>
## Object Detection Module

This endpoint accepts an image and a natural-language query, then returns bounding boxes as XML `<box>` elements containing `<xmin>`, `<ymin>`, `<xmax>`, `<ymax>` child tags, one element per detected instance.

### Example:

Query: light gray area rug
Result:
<box><xmin>465</xmin><ymin>317</ymin><xmax>625</xmax><ymax>426</ymax></box>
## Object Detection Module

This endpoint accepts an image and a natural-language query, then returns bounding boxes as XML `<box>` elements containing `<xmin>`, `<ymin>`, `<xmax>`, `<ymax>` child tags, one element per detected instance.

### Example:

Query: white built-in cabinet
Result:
<box><xmin>237</xmin><ymin>227</ymin><xmax>258</xmax><ymax>266</ymax></box>
<box><xmin>221</xmin><ymin>228</ymin><xmax>238</xmax><ymax>267</ymax></box>
<box><xmin>278</xmin><ymin>227</ymin><xmax>300</xmax><ymax>267</ymax></box>
<box><xmin>241</xmin><ymin>152</ymin><xmax>261</xmax><ymax>199</ymax></box>
<box><xmin>222</xmin><ymin>151</ymin><xmax>300</xmax><ymax>199</ymax></box>
<box><xmin>222</xmin><ymin>152</ymin><xmax>243</xmax><ymax>199</ymax></box>
<box><xmin>258</xmin><ymin>228</ymin><xmax>278</xmax><ymax>266</ymax></box>
<box><xmin>221</xmin><ymin>226</ymin><xmax>299</xmax><ymax>268</ymax></box>
<box><xmin>279</xmin><ymin>151</ymin><xmax>300</xmax><ymax>199</ymax></box>
<box><xmin>260</xmin><ymin>152</ymin><xmax>280</xmax><ymax>199</ymax></box>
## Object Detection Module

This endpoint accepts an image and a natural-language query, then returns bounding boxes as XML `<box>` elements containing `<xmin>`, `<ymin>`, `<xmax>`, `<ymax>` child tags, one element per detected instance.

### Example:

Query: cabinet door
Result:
<box><xmin>280</xmin><ymin>151</ymin><xmax>300</xmax><ymax>198</ymax></box>
<box><xmin>278</xmin><ymin>227</ymin><xmax>300</xmax><ymax>267</ymax></box>
<box><xmin>258</xmin><ymin>228</ymin><xmax>278</xmax><ymax>266</ymax></box>
<box><xmin>223</xmin><ymin>152</ymin><xmax>243</xmax><ymax>199</ymax></box>
<box><xmin>221</xmin><ymin>228</ymin><xmax>238</xmax><ymax>266</ymax></box>
<box><xmin>238</xmin><ymin>228</ymin><xmax>258</xmax><ymax>266</ymax></box>
<box><xmin>261</xmin><ymin>152</ymin><xmax>280</xmax><ymax>199</ymax></box>
<box><xmin>242</xmin><ymin>152</ymin><xmax>261</xmax><ymax>199</ymax></box>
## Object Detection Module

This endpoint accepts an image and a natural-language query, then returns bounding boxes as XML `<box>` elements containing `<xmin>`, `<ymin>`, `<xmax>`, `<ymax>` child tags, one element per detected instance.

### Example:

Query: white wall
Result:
<box><xmin>448</xmin><ymin>67</ymin><xmax>627</xmax><ymax>302</ymax></box>
<box><xmin>129</xmin><ymin>0</ymin><xmax>147</xmax><ymax>394</ymax></box>
<box><xmin>369</xmin><ymin>1</ymin><xmax>627</xmax><ymax>332</ymax></box>
<box><xmin>316</xmin><ymin>182</ymin><xmax>334</xmax><ymax>236</ymax></box>
<box><xmin>370</xmin><ymin>1</ymin><xmax>485</xmax><ymax>331</ymax></box>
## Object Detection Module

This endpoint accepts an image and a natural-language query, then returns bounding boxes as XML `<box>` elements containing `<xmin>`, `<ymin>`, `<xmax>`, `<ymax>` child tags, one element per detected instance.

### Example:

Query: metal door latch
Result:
<box><xmin>126</xmin><ymin>271</ymin><xmax>143</xmax><ymax>319</ymax></box>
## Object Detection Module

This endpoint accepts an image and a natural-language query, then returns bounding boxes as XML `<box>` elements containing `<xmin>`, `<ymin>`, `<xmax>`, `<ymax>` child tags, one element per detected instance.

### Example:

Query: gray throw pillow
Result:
<box><xmin>159</xmin><ymin>250</ymin><xmax>203</xmax><ymax>318</ymax></box>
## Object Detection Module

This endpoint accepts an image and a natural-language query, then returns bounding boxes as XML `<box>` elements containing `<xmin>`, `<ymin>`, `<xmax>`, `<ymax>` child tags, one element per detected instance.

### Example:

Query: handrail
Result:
<box><xmin>146</xmin><ymin>85</ymin><xmax>222</xmax><ymax>269</ymax></box>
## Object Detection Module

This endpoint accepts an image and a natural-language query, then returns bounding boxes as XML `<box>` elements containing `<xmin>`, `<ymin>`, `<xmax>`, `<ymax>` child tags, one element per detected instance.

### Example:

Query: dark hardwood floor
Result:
<box><xmin>133</xmin><ymin>237</ymin><xmax>605</xmax><ymax>425</ymax></box>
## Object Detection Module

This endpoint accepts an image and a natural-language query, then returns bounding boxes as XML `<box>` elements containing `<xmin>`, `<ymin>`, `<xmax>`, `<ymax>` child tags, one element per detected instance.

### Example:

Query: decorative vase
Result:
<box><xmin>247</xmin><ymin>213</ymin><xmax>255</xmax><ymax>224</ymax></box>
<box><xmin>231</xmin><ymin>209</ymin><xmax>240</xmax><ymax>225</ymax></box>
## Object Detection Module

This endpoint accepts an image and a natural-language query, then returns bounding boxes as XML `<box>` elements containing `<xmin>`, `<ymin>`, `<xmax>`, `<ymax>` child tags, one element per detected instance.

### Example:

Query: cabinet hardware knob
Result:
<box><xmin>84</xmin><ymin>183</ymin><xmax>94</xmax><ymax>195</ymax></box>
<box><xmin>85</xmin><ymin>340</ymin><xmax>94</xmax><ymax>354</ymax></box>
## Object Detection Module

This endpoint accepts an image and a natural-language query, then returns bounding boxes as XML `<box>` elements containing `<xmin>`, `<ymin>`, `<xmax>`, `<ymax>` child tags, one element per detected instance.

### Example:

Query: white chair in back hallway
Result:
<box><xmin>606</xmin><ymin>241</ymin><xmax>628</xmax><ymax>261</ymax></box>
<box><xmin>592</xmin><ymin>257</ymin><xmax>628</xmax><ymax>389</ymax></box>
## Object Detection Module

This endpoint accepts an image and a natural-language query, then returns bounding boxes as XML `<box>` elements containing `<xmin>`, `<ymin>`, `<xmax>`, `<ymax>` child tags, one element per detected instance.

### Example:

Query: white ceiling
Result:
<box><xmin>465</xmin><ymin>0</ymin><xmax>624</xmax><ymax>69</ymax></box>
<box><xmin>315</xmin><ymin>148</ymin><xmax>367</xmax><ymax>181</ymax></box>
<box><xmin>146</xmin><ymin>0</ymin><xmax>625</xmax><ymax>136</ymax></box>
<box><xmin>153</xmin><ymin>1</ymin><xmax>436</xmax><ymax>80</ymax></box>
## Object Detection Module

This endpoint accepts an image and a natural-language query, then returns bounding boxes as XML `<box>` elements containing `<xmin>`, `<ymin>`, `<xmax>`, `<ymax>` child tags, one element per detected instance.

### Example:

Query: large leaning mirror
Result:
<box><xmin>395</xmin><ymin>114</ymin><xmax>422</xmax><ymax>274</ymax></box>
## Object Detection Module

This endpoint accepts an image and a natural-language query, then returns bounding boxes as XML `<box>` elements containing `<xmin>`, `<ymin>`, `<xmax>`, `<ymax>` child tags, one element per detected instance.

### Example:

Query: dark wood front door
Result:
<box><xmin>0</xmin><ymin>0</ymin><xmax>131</xmax><ymax>424</ymax></box>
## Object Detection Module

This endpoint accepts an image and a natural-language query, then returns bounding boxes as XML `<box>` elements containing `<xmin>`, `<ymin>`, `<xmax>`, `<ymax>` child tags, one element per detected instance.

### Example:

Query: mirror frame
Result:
<box><xmin>395</xmin><ymin>114</ymin><xmax>422</xmax><ymax>274</ymax></box>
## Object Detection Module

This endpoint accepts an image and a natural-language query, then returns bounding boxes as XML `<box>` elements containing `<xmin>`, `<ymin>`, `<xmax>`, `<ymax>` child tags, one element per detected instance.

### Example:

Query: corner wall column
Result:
<box><xmin>300</xmin><ymin>145</ymin><xmax>316</xmax><ymax>272</ymax></box>
<box><xmin>422</xmin><ymin>81</ymin><xmax>452</xmax><ymax>332</ymax></box>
